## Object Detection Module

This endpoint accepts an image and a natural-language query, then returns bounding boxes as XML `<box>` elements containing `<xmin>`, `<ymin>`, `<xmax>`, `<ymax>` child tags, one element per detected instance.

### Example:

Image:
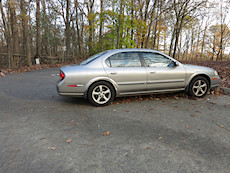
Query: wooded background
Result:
<box><xmin>0</xmin><ymin>0</ymin><xmax>230</xmax><ymax>69</ymax></box>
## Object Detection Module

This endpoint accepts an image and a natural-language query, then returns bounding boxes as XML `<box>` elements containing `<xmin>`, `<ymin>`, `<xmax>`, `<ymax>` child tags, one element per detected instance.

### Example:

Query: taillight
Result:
<box><xmin>60</xmin><ymin>71</ymin><xmax>65</xmax><ymax>81</ymax></box>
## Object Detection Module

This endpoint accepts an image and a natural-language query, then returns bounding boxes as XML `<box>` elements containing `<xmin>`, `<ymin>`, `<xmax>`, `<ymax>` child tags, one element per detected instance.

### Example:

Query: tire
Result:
<box><xmin>88</xmin><ymin>81</ymin><xmax>115</xmax><ymax>106</ymax></box>
<box><xmin>187</xmin><ymin>76</ymin><xmax>209</xmax><ymax>98</ymax></box>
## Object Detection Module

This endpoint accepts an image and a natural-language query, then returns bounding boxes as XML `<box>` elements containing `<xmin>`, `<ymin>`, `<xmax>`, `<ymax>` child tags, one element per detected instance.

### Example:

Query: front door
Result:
<box><xmin>140</xmin><ymin>52</ymin><xmax>186</xmax><ymax>91</ymax></box>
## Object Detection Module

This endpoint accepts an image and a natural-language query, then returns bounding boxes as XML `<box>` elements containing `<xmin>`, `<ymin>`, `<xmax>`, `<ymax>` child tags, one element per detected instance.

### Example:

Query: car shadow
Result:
<box><xmin>56</xmin><ymin>96</ymin><xmax>91</xmax><ymax>106</ymax></box>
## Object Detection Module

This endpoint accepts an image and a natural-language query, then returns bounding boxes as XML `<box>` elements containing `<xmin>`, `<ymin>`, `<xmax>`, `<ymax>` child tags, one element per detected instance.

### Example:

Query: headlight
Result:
<box><xmin>213</xmin><ymin>70</ymin><xmax>218</xmax><ymax>76</ymax></box>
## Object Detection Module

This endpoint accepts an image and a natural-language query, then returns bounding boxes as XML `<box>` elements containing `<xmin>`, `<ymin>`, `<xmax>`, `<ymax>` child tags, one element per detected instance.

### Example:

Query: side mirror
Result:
<box><xmin>174</xmin><ymin>62</ymin><xmax>179</xmax><ymax>66</ymax></box>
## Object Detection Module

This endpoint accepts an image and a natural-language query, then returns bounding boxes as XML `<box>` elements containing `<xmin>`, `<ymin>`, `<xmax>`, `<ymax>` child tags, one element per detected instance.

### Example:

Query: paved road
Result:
<box><xmin>0</xmin><ymin>68</ymin><xmax>230</xmax><ymax>173</ymax></box>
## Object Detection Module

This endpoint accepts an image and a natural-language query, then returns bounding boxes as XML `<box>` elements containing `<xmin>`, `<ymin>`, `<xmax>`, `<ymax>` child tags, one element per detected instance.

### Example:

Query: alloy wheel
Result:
<box><xmin>92</xmin><ymin>85</ymin><xmax>112</xmax><ymax>105</ymax></box>
<box><xmin>192</xmin><ymin>79</ymin><xmax>208</xmax><ymax>97</ymax></box>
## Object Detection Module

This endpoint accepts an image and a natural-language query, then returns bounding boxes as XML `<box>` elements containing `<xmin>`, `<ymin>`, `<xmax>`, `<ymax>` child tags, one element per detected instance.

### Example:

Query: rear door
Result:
<box><xmin>104</xmin><ymin>52</ymin><xmax>147</xmax><ymax>94</ymax></box>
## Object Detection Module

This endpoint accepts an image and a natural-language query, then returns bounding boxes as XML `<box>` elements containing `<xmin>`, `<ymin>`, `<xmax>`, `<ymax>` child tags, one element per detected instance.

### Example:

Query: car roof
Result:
<box><xmin>106</xmin><ymin>48</ymin><xmax>157</xmax><ymax>53</ymax></box>
<box><xmin>103</xmin><ymin>48</ymin><xmax>171</xmax><ymax>58</ymax></box>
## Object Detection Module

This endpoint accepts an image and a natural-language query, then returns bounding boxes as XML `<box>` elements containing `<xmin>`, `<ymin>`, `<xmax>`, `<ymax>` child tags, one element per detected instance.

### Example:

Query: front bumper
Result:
<box><xmin>210</xmin><ymin>75</ymin><xmax>221</xmax><ymax>88</ymax></box>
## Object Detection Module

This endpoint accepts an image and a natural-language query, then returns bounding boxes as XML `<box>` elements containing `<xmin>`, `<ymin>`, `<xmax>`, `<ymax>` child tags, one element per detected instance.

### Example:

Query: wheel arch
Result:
<box><xmin>84</xmin><ymin>78</ymin><xmax>118</xmax><ymax>99</ymax></box>
<box><xmin>186</xmin><ymin>74</ymin><xmax>211</xmax><ymax>92</ymax></box>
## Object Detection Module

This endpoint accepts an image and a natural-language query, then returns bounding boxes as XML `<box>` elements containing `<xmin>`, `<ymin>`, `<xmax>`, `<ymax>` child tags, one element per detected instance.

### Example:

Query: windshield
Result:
<box><xmin>80</xmin><ymin>51</ymin><xmax>107</xmax><ymax>65</ymax></box>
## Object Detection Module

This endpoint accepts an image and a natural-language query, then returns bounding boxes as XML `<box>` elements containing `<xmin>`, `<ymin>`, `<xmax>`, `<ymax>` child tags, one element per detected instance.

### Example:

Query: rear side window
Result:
<box><xmin>105</xmin><ymin>52</ymin><xmax>141</xmax><ymax>67</ymax></box>
<box><xmin>80</xmin><ymin>51</ymin><xmax>107</xmax><ymax>65</ymax></box>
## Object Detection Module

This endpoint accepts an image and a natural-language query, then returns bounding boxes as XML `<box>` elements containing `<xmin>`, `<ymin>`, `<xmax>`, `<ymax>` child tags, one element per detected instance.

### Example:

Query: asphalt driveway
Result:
<box><xmin>0</xmin><ymin>68</ymin><xmax>230</xmax><ymax>173</ymax></box>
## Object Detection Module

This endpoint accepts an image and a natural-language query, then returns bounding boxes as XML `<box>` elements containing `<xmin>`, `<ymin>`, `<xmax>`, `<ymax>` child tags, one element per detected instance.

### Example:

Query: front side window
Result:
<box><xmin>106</xmin><ymin>52</ymin><xmax>141</xmax><ymax>67</ymax></box>
<box><xmin>141</xmin><ymin>52</ymin><xmax>173</xmax><ymax>67</ymax></box>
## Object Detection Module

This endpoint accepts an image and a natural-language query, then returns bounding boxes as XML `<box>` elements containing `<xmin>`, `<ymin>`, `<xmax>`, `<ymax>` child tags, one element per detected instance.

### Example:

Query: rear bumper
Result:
<box><xmin>58</xmin><ymin>92</ymin><xmax>84</xmax><ymax>97</ymax></box>
<box><xmin>57</xmin><ymin>80</ymin><xmax>85</xmax><ymax>97</ymax></box>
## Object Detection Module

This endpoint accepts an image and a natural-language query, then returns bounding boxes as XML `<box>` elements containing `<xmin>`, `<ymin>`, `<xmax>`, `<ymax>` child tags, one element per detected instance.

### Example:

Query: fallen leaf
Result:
<box><xmin>83</xmin><ymin>116</ymin><xmax>88</xmax><ymax>120</ymax></box>
<box><xmin>68</xmin><ymin>123</ymin><xmax>71</xmax><ymax>125</ymax></box>
<box><xmin>187</xmin><ymin>125</ymin><xmax>191</xmax><ymax>129</ymax></box>
<box><xmin>218</xmin><ymin>118</ymin><xmax>222</xmax><ymax>120</ymax></box>
<box><xmin>157</xmin><ymin>136</ymin><xmax>162</xmax><ymax>140</ymax></box>
<box><xmin>146</xmin><ymin>147</ymin><xmax>151</xmax><ymax>150</ymax></box>
<box><xmin>191</xmin><ymin>115</ymin><xmax>195</xmax><ymax>117</ymax></box>
<box><xmin>220</xmin><ymin>125</ymin><xmax>224</xmax><ymax>128</ymax></box>
<box><xmin>101</xmin><ymin>131</ymin><xmax>111</xmax><ymax>136</ymax></box>
<box><xmin>49</xmin><ymin>145</ymin><xmax>56</xmax><ymax>150</ymax></box>
<box><xmin>66</xmin><ymin>139</ymin><xmax>72</xmax><ymax>143</ymax></box>
<box><xmin>74</xmin><ymin>131</ymin><xmax>78</xmax><ymax>134</ymax></box>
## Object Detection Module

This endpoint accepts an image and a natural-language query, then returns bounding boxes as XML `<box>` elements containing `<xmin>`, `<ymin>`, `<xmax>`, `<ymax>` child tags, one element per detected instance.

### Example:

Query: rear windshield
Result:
<box><xmin>80</xmin><ymin>51</ymin><xmax>107</xmax><ymax>65</ymax></box>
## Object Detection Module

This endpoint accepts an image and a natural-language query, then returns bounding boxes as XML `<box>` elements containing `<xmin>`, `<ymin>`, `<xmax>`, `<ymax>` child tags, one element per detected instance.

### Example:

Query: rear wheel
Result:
<box><xmin>88</xmin><ymin>81</ymin><xmax>115</xmax><ymax>106</ymax></box>
<box><xmin>188</xmin><ymin>76</ymin><xmax>209</xmax><ymax>98</ymax></box>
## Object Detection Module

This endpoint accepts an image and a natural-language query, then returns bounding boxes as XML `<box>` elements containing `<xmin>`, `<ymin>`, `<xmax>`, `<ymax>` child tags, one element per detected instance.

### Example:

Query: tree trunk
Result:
<box><xmin>201</xmin><ymin>21</ymin><xmax>208</xmax><ymax>60</ymax></box>
<box><xmin>65</xmin><ymin>0</ymin><xmax>71</xmax><ymax>60</ymax></box>
<box><xmin>190</xmin><ymin>27</ymin><xmax>194</xmax><ymax>61</ymax></box>
<box><xmin>20</xmin><ymin>0</ymin><xmax>32</xmax><ymax>66</ymax></box>
<box><xmin>146</xmin><ymin>0</ymin><xmax>157</xmax><ymax>48</ymax></box>
<box><xmin>130</xmin><ymin>0</ymin><xmax>134</xmax><ymax>43</ymax></box>
<box><xmin>42</xmin><ymin>0</ymin><xmax>49</xmax><ymax>57</ymax></box>
<box><xmin>0</xmin><ymin>0</ymin><xmax>13</xmax><ymax>68</ymax></box>
<box><xmin>219</xmin><ymin>24</ymin><xmax>223</xmax><ymax>61</ymax></box>
<box><xmin>87</xmin><ymin>0</ymin><xmax>95</xmax><ymax>55</ymax></box>
<box><xmin>152</xmin><ymin>16</ymin><xmax>159</xmax><ymax>49</ymax></box>
<box><xmin>172</xmin><ymin>14</ymin><xmax>185</xmax><ymax>59</ymax></box>
<box><xmin>169</xmin><ymin>26</ymin><xmax>176</xmax><ymax>56</ymax></box>
<box><xmin>140</xmin><ymin>0</ymin><xmax>150</xmax><ymax>48</ymax></box>
<box><xmin>9</xmin><ymin>0</ymin><xmax>20</xmax><ymax>67</ymax></box>
<box><xmin>99</xmin><ymin>0</ymin><xmax>103</xmax><ymax>51</ymax></box>
<box><xmin>116</xmin><ymin>0</ymin><xmax>123</xmax><ymax>49</ymax></box>
<box><xmin>212</xmin><ymin>35</ymin><xmax>215</xmax><ymax>60</ymax></box>
<box><xmin>36</xmin><ymin>0</ymin><xmax>41</xmax><ymax>61</ymax></box>
<box><xmin>75</xmin><ymin>0</ymin><xmax>82</xmax><ymax>58</ymax></box>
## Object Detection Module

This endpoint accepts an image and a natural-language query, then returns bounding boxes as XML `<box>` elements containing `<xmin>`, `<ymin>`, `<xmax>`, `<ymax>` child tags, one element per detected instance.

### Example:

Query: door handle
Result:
<box><xmin>110</xmin><ymin>72</ymin><xmax>117</xmax><ymax>75</ymax></box>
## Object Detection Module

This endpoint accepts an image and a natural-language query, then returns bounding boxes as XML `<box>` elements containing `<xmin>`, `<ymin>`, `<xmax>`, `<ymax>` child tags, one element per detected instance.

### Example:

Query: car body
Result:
<box><xmin>57</xmin><ymin>49</ymin><xmax>220</xmax><ymax>106</ymax></box>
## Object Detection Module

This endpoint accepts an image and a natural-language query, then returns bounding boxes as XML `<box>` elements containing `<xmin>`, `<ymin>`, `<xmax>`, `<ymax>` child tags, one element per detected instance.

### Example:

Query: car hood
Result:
<box><xmin>183</xmin><ymin>64</ymin><xmax>214</xmax><ymax>73</ymax></box>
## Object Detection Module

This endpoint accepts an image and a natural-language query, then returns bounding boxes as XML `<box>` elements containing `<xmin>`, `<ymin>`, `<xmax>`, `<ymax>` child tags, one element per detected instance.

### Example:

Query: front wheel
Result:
<box><xmin>88</xmin><ymin>81</ymin><xmax>115</xmax><ymax>106</ymax></box>
<box><xmin>187</xmin><ymin>76</ymin><xmax>209</xmax><ymax>98</ymax></box>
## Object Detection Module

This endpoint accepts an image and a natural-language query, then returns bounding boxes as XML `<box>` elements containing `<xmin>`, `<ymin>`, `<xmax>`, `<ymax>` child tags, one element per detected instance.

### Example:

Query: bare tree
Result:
<box><xmin>36</xmin><ymin>0</ymin><xmax>41</xmax><ymax>60</ymax></box>
<box><xmin>0</xmin><ymin>0</ymin><xmax>13</xmax><ymax>68</ymax></box>
<box><xmin>116</xmin><ymin>0</ymin><xmax>123</xmax><ymax>48</ymax></box>
<box><xmin>9</xmin><ymin>0</ymin><xmax>20</xmax><ymax>67</ymax></box>
<box><xmin>75</xmin><ymin>0</ymin><xmax>83</xmax><ymax>58</ymax></box>
<box><xmin>20</xmin><ymin>0</ymin><xmax>32</xmax><ymax>66</ymax></box>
